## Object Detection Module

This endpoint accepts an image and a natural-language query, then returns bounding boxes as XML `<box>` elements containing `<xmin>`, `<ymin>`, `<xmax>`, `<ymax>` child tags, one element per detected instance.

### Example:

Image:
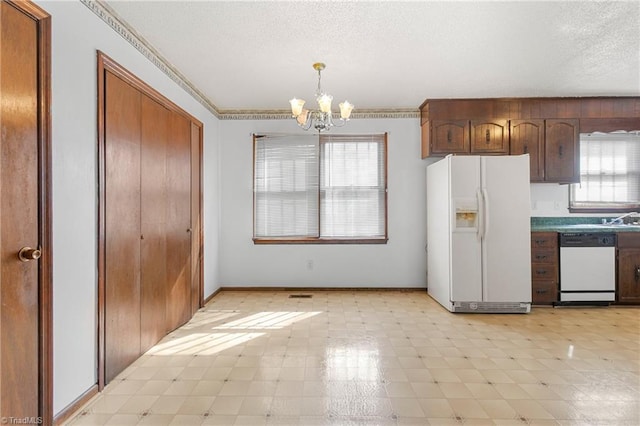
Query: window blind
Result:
<box><xmin>571</xmin><ymin>132</ymin><xmax>640</xmax><ymax>209</ymax></box>
<box><xmin>254</xmin><ymin>134</ymin><xmax>319</xmax><ymax>237</ymax></box>
<box><xmin>253</xmin><ymin>133</ymin><xmax>387</xmax><ymax>242</ymax></box>
<box><xmin>320</xmin><ymin>134</ymin><xmax>386</xmax><ymax>238</ymax></box>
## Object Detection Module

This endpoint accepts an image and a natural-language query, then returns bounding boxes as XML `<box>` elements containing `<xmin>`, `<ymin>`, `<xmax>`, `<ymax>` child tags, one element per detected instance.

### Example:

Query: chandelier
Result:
<box><xmin>289</xmin><ymin>62</ymin><xmax>354</xmax><ymax>132</ymax></box>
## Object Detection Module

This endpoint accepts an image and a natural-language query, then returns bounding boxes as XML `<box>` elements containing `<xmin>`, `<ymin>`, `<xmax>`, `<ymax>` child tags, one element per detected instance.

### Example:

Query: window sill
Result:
<box><xmin>253</xmin><ymin>237</ymin><xmax>388</xmax><ymax>245</ymax></box>
<box><xmin>568</xmin><ymin>206</ymin><xmax>640</xmax><ymax>214</ymax></box>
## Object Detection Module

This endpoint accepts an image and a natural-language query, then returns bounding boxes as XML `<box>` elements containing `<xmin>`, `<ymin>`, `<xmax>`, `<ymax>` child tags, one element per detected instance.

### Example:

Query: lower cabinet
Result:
<box><xmin>617</xmin><ymin>233</ymin><xmax>640</xmax><ymax>304</ymax></box>
<box><xmin>531</xmin><ymin>232</ymin><xmax>559</xmax><ymax>304</ymax></box>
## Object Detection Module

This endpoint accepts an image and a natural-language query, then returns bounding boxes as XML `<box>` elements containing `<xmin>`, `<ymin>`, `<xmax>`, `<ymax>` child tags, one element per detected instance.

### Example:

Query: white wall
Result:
<box><xmin>530</xmin><ymin>183</ymin><xmax>623</xmax><ymax>218</ymax></box>
<box><xmin>219</xmin><ymin>117</ymin><xmax>428</xmax><ymax>288</ymax></box>
<box><xmin>36</xmin><ymin>1</ymin><xmax>220</xmax><ymax>415</ymax></box>
<box><xmin>530</xmin><ymin>183</ymin><xmax>572</xmax><ymax>216</ymax></box>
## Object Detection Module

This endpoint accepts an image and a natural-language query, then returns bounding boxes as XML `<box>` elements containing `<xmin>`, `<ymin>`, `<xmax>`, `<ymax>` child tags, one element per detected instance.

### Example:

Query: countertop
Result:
<box><xmin>531</xmin><ymin>217</ymin><xmax>640</xmax><ymax>233</ymax></box>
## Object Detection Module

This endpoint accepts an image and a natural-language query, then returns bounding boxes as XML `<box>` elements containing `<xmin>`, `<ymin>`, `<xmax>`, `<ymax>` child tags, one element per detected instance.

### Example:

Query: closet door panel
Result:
<box><xmin>140</xmin><ymin>95</ymin><xmax>169</xmax><ymax>352</ymax></box>
<box><xmin>104</xmin><ymin>72</ymin><xmax>141</xmax><ymax>383</ymax></box>
<box><xmin>166</xmin><ymin>112</ymin><xmax>192</xmax><ymax>332</ymax></box>
<box><xmin>190</xmin><ymin>123</ymin><xmax>202</xmax><ymax>315</ymax></box>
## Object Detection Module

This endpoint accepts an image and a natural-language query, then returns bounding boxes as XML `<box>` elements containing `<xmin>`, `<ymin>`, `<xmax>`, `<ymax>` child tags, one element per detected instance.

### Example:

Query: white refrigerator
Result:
<box><xmin>426</xmin><ymin>155</ymin><xmax>532</xmax><ymax>313</ymax></box>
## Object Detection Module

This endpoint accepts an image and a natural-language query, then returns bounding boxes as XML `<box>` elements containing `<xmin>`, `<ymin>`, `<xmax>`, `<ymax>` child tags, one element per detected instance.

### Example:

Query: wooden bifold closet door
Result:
<box><xmin>101</xmin><ymin>53</ymin><xmax>202</xmax><ymax>385</ymax></box>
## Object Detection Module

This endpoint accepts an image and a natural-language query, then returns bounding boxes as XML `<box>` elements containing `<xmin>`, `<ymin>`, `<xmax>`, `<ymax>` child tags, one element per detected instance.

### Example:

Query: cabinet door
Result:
<box><xmin>166</xmin><ymin>112</ymin><xmax>192</xmax><ymax>332</ymax></box>
<box><xmin>618</xmin><ymin>248</ymin><xmax>640</xmax><ymax>304</ymax></box>
<box><xmin>511</xmin><ymin>119</ymin><xmax>544</xmax><ymax>181</ymax></box>
<box><xmin>470</xmin><ymin>119</ymin><xmax>509</xmax><ymax>154</ymax></box>
<box><xmin>431</xmin><ymin>120</ymin><xmax>469</xmax><ymax>154</ymax></box>
<box><xmin>545</xmin><ymin>119</ymin><xmax>579</xmax><ymax>183</ymax></box>
<box><xmin>140</xmin><ymin>95</ymin><xmax>168</xmax><ymax>353</ymax></box>
<box><xmin>104</xmin><ymin>72</ymin><xmax>142</xmax><ymax>383</ymax></box>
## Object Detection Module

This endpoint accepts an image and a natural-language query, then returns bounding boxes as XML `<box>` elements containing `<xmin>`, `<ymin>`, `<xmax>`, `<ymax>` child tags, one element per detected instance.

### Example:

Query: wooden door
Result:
<box><xmin>165</xmin><ymin>112</ymin><xmax>192</xmax><ymax>331</ymax></box>
<box><xmin>0</xmin><ymin>0</ymin><xmax>51</xmax><ymax>420</ymax></box>
<box><xmin>545</xmin><ymin>119</ymin><xmax>579</xmax><ymax>183</ymax></box>
<box><xmin>470</xmin><ymin>119</ymin><xmax>509</xmax><ymax>154</ymax></box>
<box><xmin>190</xmin><ymin>123</ymin><xmax>202</xmax><ymax>315</ymax></box>
<box><xmin>140</xmin><ymin>95</ymin><xmax>168</xmax><ymax>352</ymax></box>
<box><xmin>431</xmin><ymin>120</ymin><xmax>469</xmax><ymax>154</ymax></box>
<box><xmin>511</xmin><ymin>119</ymin><xmax>544</xmax><ymax>181</ymax></box>
<box><xmin>104</xmin><ymin>72</ymin><xmax>142</xmax><ymax>383</ymax></box>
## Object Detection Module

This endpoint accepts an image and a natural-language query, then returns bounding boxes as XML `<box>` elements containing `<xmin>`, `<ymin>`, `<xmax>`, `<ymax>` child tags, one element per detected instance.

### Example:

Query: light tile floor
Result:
<box><xmin>66</xmin><ymin>290</ymin><xmax>640</xmax><ymax>425</ymax></box>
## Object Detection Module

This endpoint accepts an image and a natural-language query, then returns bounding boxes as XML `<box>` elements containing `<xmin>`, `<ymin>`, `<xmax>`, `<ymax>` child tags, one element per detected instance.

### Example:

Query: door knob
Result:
<box><xmin>18</xmin><ymin>246</ymin><xmax>41</xmax><ymax>262</ymax></box>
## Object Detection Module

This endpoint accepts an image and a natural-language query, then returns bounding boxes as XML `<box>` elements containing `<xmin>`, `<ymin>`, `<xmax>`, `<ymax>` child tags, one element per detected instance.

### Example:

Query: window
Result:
<box><xmin>570</xmin><ymin>131</ymin><xmax>640</xmax><ymax>211</ymax></box>
<box><xmin>253</xmin><ymin>133</ymin><xmax>387</xmax><ymax>243</ymax></box>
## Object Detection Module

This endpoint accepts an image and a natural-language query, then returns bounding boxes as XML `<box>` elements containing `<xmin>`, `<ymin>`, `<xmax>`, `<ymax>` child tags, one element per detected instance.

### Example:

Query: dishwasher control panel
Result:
<box><xmin>560</xmin><ymin>233</ymin><xmax>616</xmax><ymax>247</ymax></box>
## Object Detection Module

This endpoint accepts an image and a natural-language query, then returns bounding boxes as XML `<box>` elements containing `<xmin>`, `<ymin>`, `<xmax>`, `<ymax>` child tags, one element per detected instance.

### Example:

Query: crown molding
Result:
<box><xmin>218</xmin><ymin>109</ymin><xmax>420</xmax><ymax>120</ymax></box>
<box><xmin>83</xmin><ymin>1</ymin><xmax>420</xmax><ymax>122</ymax></box>
<box><xmin>84</xmin><ymin>0</ymin><xmax>221</xmax><ymax>117</ymax></box>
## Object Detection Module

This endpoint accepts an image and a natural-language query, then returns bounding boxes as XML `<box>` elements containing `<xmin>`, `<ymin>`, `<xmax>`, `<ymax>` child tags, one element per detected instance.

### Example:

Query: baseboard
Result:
<box><xmin>219</xmin><ymin>286</ymin><xmax>426</xmax><ymax>292</ymax></box>
<box><xmin>53</xmin><ymin>384</ymin><xmax>99</xmax><ymax>425</ymax></box>
<box><xmin>203</xmin><ymin>287</ymin><xmax>222</xmax><ymax>305</ymax></box>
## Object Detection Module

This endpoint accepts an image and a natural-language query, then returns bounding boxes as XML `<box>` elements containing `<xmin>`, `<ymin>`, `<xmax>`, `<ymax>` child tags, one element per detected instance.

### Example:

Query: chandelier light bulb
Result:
<box><xmin>289</xmin><ymin>98</ymin><xmax>305</xmax><ymax>117</ymax></box>
<box><xmin>339</xmin><ymin>101</ymin><xmax>354</xmax><ymax>120</ymax></box>
<box><xmin>317</xmin><ymin>94</ymin><xmax>333</xmax><ymax>113</ymax></box>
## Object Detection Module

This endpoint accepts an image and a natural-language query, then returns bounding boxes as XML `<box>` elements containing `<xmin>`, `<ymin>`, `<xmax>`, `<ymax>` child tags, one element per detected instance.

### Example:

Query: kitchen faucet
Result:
<box><xmin>604</xmin><ymin>212</ymin><xmax>639</xmax><ymax>225</ymax></box>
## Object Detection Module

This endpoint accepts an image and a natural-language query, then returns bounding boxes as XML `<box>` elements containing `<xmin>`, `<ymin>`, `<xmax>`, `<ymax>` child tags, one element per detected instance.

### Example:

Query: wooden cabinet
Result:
<box><xmin>470</xmin><ymin>119</ymin><xmax>509</xmax><ymax>154</ymax></box>
<box><xmin>531</xmin><ymin>232</ymin><xmax>559</xmax><ymax>304</ymax></box>
<box><xmin>545</xmin><ymin>119</ymin><xmax>579</xmax><ymax>183</ymax></box>
<box><xmin>427</xmin><ymin>119</ymin><xmax>508</xmax><ymax>155</ymax></box>
<box><xmin>430</xmin><ymin>120</ymin><xmax>469</xmax><ymax>154</ymax></box>
<box><xmin>510</xmin><ymin>118</ymin><xmax>579</xmax><ymax>183</ymax></box>
<box><xmin>510</xmin><ymin>119</ymin><xmax>544</xmax><ymax>181</ymax></box>
<box><xmin>420</xmin><ymin>97</ymin><xmax>640</xmax><ymax>182</ymax></box>
<box><xmin>617</xmin><ymin>233</ymin><xmax>640</xmax><ymax>304</ymax></box>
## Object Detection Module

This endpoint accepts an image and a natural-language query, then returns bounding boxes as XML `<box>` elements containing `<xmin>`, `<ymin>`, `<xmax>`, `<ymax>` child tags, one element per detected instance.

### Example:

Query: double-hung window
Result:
<box><xmin>569</xmin><ymin>131</ymin><xmax>640</xmax><ymax>211</ymax></box>
<box><xmin>253</xmin><ymin>133</ymin><xmax>387</xmax><ymax>243</ymax></box>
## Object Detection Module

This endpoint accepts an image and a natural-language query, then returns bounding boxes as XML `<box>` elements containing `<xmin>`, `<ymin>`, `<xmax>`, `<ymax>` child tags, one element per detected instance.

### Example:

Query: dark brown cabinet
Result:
<box><xmin>510</xmin><ymin>118</ymin><xmax>579</xmax><ymax>183</ymax></box>
<box><xmin>420</xmin><ymin>97</ymin><xmax>640</xmax><ymax>183</ymax></box>
<box><xmin>430</xmin><ymin>120</ymin><xmax>470</xmax><ymax>154</ymax></box>
<box><xmin>427</xmin><ymin>119</ymin><xmax>509</xmax><ymax>155</ymax></box>
<box><xmin>510</xmin><ymin>120</ymin><xmax>544</xmax><ymax>181</ymax></box>
<box><xmin>617</xmin><ymin>233</ymin><xmax>640</xmax><ymax>304</ymax></box>
<box><xmin>470</xmin><ymin>119</ymin><xmax>509</xmax><ymax>154</ymax></box>
<box><xmin>531</xmin><ymin>232</ymin><xmax>559</xmax><ymax>304</ymax></box>
<box><xmin>545</xmin><ymin>119</ymin><xmax>579</xmax><ymax>183</ymax></box>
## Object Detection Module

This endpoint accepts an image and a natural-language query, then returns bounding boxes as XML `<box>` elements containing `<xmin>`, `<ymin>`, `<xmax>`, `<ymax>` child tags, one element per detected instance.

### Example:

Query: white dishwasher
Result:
<box><xmin>559</xmin><ymin>233</ymin><xmax>616</xmax><ymax>304</ymax></box>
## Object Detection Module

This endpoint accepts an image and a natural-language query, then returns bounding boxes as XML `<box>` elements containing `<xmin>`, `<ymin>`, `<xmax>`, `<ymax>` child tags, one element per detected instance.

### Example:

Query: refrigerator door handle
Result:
<box><xmin>476</xmin><ymin>189</ymin><xmax>484</xmax><ymax>241</ymax></box>
<box><xmin>482</xmin><ymin>187</ymin><xmax>490</xmax><ymax>239</ymax></box>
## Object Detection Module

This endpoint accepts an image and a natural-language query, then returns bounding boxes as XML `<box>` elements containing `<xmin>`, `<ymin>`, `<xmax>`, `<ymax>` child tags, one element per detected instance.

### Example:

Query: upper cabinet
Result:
<box><xmin>430</xmin><ymin>120</ymin><xmax>469</xmax><ymax>154</ymax></box>
<box><xmin>544</xmin><ymin>119</ymin><xmax>579</xmax><ymax>183</ymax></box>
<box><xmin>510</xmin><ymin>119</ymin><xmax>544</xmax><ymax>181</ymax></box>
<box><xmin>471</xmin><ymin>119</ymin><xmax>509</xmax><ymax>154</ymax></box>
<box><xmin>420</xmin><ymin>97</ymin><xmax>640</xmax><ymax>183</ymax></box>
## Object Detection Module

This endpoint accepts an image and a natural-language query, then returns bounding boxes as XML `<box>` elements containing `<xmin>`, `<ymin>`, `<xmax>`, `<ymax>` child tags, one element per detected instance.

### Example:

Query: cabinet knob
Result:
<box><xmin>523</xmin><ymin>144</ymin><xmax>528</xmax><ymax>154</ymax></box>
<box><xmin>536</xmin><ymin>289</ymin><xmax>548</xmax><ymax>294</ymax></box>
<box><xmin>635</xmin><ymin>265</ymin><xmax>640</xmax><ymax>282</ymax></box>
<box><xmin>536</xmin><ymin>255</ymin><xmax>547</xmax><ymax>260</ymax></box>
<box><xmin>536</xmin><ymin>270</ymin><xmax>547</xmax><ymax>275</ymax></box>
<box><xmin>447</xmin><ymin>130</ymin><xmax>452</xmax><ymax>143</ymax></box>
<box><xmin>18</xmin><ymin>246</ymin><xmax>41</xmax><ymax>262</ymax></box>
<box><xmin>559</xmin><ymin>145</ymin><xmax>564</xmax><ymax>157</ymax></box>
<box><xmin>485</xmin><ymin>129</ymin><xmax>490</xmax><ymax>143</ymax></box>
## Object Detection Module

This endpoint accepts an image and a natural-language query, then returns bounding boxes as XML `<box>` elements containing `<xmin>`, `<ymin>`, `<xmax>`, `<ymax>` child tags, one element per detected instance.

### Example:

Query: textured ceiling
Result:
<box><xmin>103</xmin><ymin>0</ymin><xmax>640</xmax><ymax>113</ymax></box>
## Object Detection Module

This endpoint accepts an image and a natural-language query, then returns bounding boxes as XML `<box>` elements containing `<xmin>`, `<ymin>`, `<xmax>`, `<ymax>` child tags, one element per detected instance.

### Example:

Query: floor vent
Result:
<box><xmin>289</xmin><ymin>294</ymin><xmax>312</xmax><ymax>299</ymax></box>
